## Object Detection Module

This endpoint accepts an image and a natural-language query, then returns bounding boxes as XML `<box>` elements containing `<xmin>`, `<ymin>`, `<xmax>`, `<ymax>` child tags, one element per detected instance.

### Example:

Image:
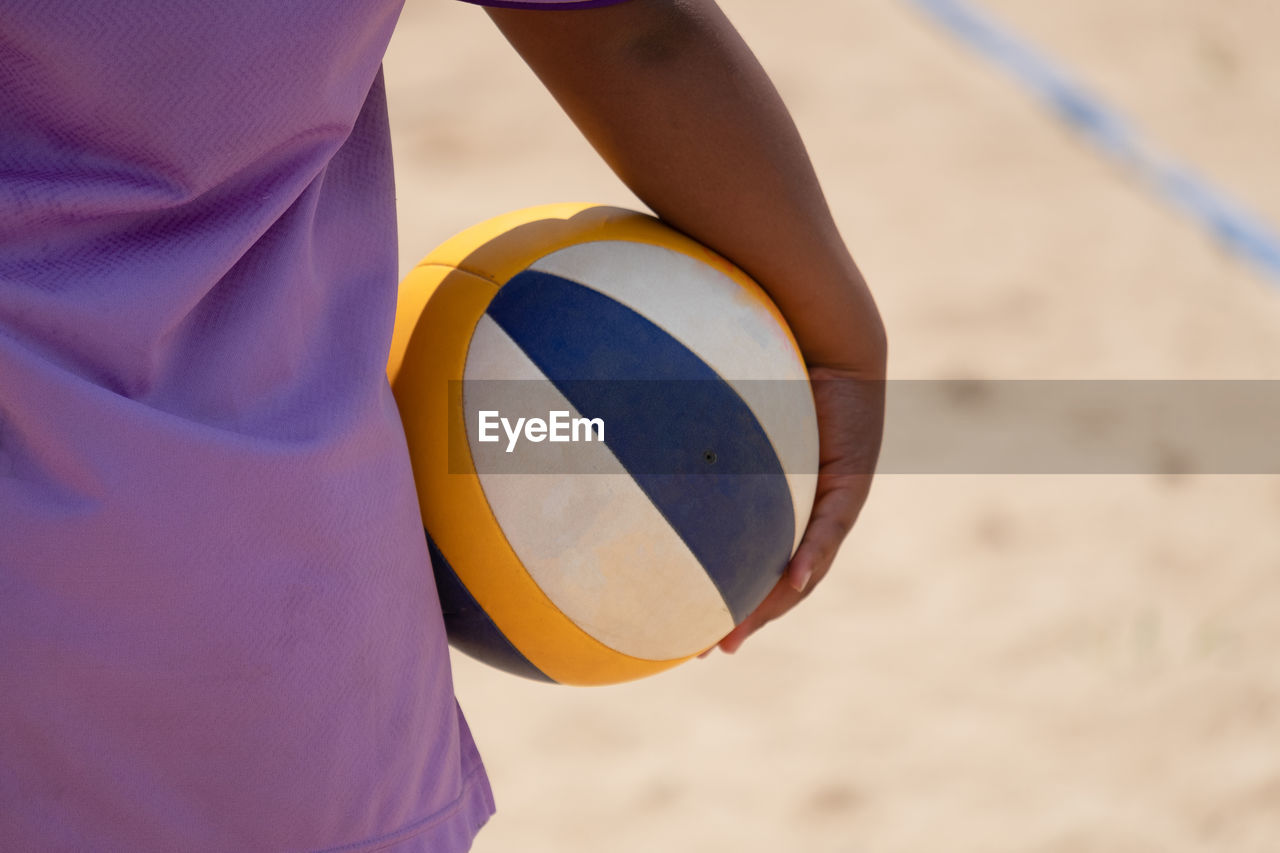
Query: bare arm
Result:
<box><xmin>487</xmin><ymin>0</ymin><xmax>886</xmax><ymax>652</ymax></box>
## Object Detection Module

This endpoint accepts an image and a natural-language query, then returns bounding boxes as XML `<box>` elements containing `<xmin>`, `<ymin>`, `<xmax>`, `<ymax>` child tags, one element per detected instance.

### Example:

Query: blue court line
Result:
<box><xmin>905</xmin><ymin>0</ymin><xmax>1280</xmax><ymax>286</ymax></box>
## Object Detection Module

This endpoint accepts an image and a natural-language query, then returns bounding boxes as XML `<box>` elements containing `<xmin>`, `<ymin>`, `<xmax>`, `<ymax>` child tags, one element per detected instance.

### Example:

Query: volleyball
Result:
<box><xmin>387</xmin><ymin>204</ymin><xmax>818</xmax><ymax>685</ymax></box>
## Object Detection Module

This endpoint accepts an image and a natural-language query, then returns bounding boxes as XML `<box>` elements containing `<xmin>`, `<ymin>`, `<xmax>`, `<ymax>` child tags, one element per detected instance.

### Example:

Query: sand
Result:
<box><xmin>383</xmin><ymin>2</ymin><xmax>1280</xmax><ymax>850</ymax></box>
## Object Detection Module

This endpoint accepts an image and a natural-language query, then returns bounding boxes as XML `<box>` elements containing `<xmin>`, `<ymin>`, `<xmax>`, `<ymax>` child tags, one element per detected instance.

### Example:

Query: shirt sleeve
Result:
<box><xmin>456</xmin><ymin>0</ymin><xmax>634</xmax><ymax>9</ymax></box>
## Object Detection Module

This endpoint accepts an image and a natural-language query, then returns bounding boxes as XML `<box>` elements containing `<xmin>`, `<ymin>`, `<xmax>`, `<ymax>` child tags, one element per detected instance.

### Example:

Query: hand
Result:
<box><xmin>713</xmin><ymin>365</ymin><xmax>885</xmax><ymax>655</ymax></box>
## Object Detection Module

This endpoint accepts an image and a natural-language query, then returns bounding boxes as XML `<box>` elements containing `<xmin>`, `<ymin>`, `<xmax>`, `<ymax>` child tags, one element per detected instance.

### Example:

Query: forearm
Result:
<box><xmin>486</xmin><ymin>0</ymin><xmax>885</xmax><ymax>373</ymax></box>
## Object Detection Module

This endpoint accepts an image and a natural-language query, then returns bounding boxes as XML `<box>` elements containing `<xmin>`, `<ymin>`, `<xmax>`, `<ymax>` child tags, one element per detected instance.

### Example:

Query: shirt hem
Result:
<box><xmin>315</xmin><ymin>761</ymin><xmax>496</xmax><ymax>853</ymax></box>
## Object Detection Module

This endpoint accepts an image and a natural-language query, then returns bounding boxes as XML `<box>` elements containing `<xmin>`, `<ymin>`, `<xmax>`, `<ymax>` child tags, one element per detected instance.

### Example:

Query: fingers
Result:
<box><xmin>786</xmin><ymin>477</ymin><xmax>865</xmax><ymax>592</ymax></box>
<box><xmin>716</xmin><ymin>573</ymin><xmax>802</xmax><ymax>654</ymax></box>
<box><xmin>712</xmin><ymin>476</ymin><xmax>867</xmax><ymax>655</ymax></box>
<box><xmin>701</xmin><ymin>367</ymin><xmax>884</xmax><ymax>659</ymax></box>
<box><xmin>714</xmin><ymin>530</ymin><xmax>830</xmax><ymax>653</ymax></box>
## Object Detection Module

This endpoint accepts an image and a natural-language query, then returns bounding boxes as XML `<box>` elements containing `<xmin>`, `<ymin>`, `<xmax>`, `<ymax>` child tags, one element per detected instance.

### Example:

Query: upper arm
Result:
<box><xmin>484</xmin><ymin>0</ymin><xmax>709</xmax><ymax>79</ymax></box>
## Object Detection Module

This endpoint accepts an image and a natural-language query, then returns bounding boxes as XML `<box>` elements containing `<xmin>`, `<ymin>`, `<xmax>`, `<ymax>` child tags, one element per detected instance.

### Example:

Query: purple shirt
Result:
<box><xmin>0</xmin><ymin>1</ymin><xmax>625</xmax><ymax>849</ymax></box>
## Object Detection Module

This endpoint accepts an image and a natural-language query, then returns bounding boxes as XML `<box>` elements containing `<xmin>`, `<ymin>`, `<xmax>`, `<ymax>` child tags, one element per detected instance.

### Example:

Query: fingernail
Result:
<box><xmin>790</xmin><ymin>565</ymin><xmax>813</xmax><ymax>592</ymax></box>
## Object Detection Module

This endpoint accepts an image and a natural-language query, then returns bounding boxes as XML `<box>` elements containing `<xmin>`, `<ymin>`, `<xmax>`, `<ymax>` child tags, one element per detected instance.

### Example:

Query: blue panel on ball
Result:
<box><xmin>485</xmin><ymin>268</ymin><xmax>795</xmax><ymax>624</ymax></box>
<box><xmin>426</xmin><ymin>532</ymin><xmax>555</xmax><ymax>683</ymax></box>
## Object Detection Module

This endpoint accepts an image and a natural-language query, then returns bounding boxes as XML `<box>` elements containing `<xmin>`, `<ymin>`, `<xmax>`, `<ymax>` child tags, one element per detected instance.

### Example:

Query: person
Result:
<box><xmin>0</xmin><ymin>0</ymin><xmax>885</xmax><ymax>850</ymax></box>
